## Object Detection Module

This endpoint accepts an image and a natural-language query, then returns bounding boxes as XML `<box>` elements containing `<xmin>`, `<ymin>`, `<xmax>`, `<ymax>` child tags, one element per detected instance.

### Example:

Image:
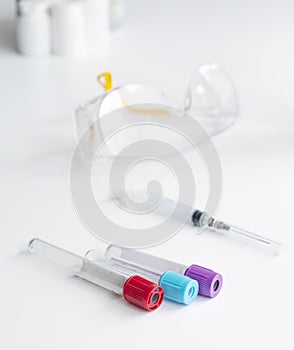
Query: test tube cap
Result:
<box><xmin>184</xmin><ymin>265</ymin><xmax>223</xmax><ymax>298</ymax></box>
<box><xmin>123</xmin><ymin>275</ymin><xmax>164</xmax><ymax>311</ymax></box>
<box><xmin>159</xmin><ymin>271</ymin><xmax>199</xmax><ymax>305</ymax></box>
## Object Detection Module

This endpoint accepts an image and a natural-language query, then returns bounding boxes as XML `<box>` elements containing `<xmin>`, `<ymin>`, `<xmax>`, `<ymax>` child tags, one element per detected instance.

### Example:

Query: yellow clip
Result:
<box><xmin>97</xmin><ymin>71</ymin><xmax>168</xmax><ymax>116</ymax></box>
<box><xmin>97</xmin><ymin>72</ymin><xmax>112</xmax><ymax>91</ymax></box>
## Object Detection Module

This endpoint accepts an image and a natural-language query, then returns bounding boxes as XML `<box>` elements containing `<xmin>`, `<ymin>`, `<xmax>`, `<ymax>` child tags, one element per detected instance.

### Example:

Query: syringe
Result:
<box><xmin>137</xmin><ymin>194</ymin><xmax>284</xmax><ymax>254</ymax></box>
<box><xmin>88</xmin><ymin>245</ymin><xmax>223</xmax><ymax>298</ymax></box>
<box><xmin>86</xmin><ymin>249</ymin><xmax>199</xmax><ymax>305</ymax></box>
<box><xmin>28</xmin><ymin>238</ymin><xmax>164</xmax><ymax>311</ymax></box>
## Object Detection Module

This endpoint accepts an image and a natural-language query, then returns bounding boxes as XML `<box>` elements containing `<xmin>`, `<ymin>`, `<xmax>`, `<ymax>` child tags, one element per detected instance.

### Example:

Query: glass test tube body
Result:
<box><xmin>28</xmin><ymin>239</ymin><xmax>164</xmax><ymax>310</ymax></box>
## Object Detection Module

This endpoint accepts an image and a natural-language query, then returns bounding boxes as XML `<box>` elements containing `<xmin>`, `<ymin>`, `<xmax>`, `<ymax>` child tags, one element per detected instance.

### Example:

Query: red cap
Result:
<box><xmin>123</xmin><ymin>275</ymin><xmax>164</xmax><ymax>311</ymax></box>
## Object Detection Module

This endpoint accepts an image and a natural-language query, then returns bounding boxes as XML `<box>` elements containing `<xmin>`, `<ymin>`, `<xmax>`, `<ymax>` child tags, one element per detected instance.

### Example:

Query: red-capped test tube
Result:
<box><xmin>28</xmin><ymin>238</ymin><xmax>164</xmax><ymax>311</ymax></box>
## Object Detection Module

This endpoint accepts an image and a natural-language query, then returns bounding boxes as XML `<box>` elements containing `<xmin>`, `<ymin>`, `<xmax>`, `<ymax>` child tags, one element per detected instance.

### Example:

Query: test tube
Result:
<box><xmin>87</xmin><ymin>245</ymin><xmax>223</xmax><ymax>298</ymax></box>
<box><xmin>86</xmin><ymin>249</ymin><xmax>199</xmax><ymax>305</ymax></box>
<box><xmin>28</xmin><ymin>238</ymin><xmax>164</xmax><ymax>311</ymax></box>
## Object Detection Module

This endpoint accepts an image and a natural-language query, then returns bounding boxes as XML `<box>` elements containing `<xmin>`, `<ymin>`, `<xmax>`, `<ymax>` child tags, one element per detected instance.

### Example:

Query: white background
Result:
<box><xmin>1</xmin><ymin>1</ymin><xmax>294</xmax><ymax>349</ymax></box>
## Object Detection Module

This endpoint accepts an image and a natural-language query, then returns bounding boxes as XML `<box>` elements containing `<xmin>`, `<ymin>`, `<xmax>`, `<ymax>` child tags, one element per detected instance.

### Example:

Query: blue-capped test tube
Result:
<box><xmin>86</xmin><ymin>248</ymin><xmax>199</xmax><ymax>305</ymax></box>
<box><xmin>86</xmin><ymin>245</ymin><xmax>221</xmax><ymax>299</ymax></box>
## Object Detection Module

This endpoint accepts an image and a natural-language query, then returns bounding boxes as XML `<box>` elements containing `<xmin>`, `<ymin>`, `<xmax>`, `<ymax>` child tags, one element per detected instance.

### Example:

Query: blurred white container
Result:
<box><xmin>110</xmin><ymin>0</ymin><xmax>125</xmax><ymax>30</ymax></box>
<box><xmin>16</xmin><ymin>0</ymin><xmax>51</xmax><ymax>56</ymax></box>
<box><xmin>84</xmin><ymin>0</ymin><xmax>110</xmax><ymax>54</ymax></box>
<box><xmin>51</xmin><ymin>1</ymin><xmax>86</xmax><ymax>56</ymax></box>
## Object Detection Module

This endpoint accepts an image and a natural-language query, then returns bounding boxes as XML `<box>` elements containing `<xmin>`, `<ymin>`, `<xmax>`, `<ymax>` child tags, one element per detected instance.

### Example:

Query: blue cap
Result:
<box><xmin>159</xmin><ymin>271</ymin><xmax>199</xmax><ymax>305</ymax></box>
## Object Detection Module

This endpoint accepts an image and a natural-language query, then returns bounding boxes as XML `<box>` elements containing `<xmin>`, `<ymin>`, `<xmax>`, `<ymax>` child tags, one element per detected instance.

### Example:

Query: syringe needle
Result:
<box><xmin>190</xmin><ymin>210</ymin><xmax>284</xmax><ymax>253</ymax></box>
<box><xmin>207</xmin><ymin>218</ymin><xmax>284</xmax><ymax>253</ymax></box>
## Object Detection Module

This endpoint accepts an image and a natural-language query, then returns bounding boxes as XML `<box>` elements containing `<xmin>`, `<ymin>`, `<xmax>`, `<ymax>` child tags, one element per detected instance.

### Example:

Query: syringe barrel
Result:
<box><xmin>28</xmin><ymin>238</ymin><xmax>164</xmax><ymax>310</ymax></box>
<box><xmin>104</xmin><ymin>246</ymin><xmax>222</xmax><ymax>298</ymax></box>
<box><xmin>125</xmin><ymin>188</ymin><xmax>195</xmax><ymax>224</ymax></box>
<box><xmin>160</xmin><ymin>197</ymin><xmax>195</xmax><ymax>224</ymax></box>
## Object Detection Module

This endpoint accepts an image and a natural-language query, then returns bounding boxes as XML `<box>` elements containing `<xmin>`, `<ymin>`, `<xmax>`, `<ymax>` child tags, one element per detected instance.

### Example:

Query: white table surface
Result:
<box><xmin>1</xmin><ymin>1</ymin><xmax>294</xmax><ymax>349</ymax></box>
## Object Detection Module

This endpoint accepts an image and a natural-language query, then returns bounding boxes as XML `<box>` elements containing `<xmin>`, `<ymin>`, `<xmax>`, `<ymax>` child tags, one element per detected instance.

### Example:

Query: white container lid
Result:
<box><xmin>19</xmin><ymin>0</ymin><xmax>50</xmax><ymax>16</ymax></box>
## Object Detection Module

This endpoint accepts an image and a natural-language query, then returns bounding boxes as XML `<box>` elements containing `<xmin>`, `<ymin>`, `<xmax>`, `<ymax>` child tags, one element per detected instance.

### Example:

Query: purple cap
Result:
<box><xmin>184</xmin><ymin>264</ymin><xmax>223</xmax><ymax>298</ymax></box>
